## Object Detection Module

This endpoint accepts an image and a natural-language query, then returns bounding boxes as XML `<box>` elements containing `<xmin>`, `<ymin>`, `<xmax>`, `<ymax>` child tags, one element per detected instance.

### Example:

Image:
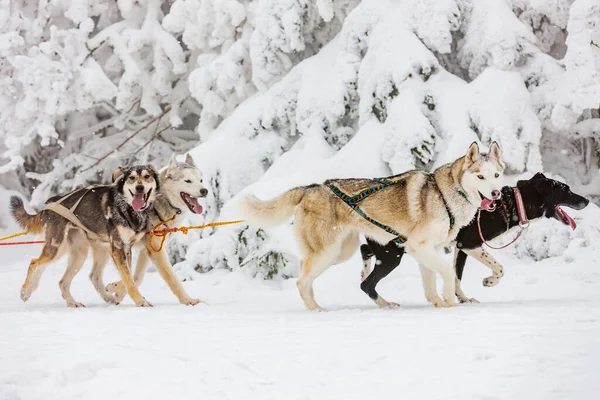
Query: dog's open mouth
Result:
<box><xmin>478</xmin><ymin>192</ymin><xmax>495</xmax><ymax>211</ymax></box>
<box><xmin>556</xmin><ymin>206</ymin><xmax>577</xmax><ymax>230</ymax></box>
<box><xmin>181</xmin><ymin>192</ymin><xmax>203</xmax><ymax>214</ymax></box>
<box><xmin>130</xmin><ymin>189</ymin><xmax>152</xmax><ymax>211</ymax></box>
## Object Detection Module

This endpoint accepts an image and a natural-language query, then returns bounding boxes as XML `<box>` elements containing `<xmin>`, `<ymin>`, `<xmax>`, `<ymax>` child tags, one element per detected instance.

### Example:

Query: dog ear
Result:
<box><xmin>185</xmin><ymin>153</ymin><xmax>196</xmax><ymax>167</ymax></box>
<box><xmin>465</xmin><ymin>142</ymin><xmax>480</xmax><ymax>165</ymax></box>
<box><xmin>531</xmin><ymin>172</ymin><xmax>546</xmax><ymax>180</ymax></box>
<box><xmin>530</xmin><ymin>178</ymin><xmax>553</xmax><ymax>198</ymax></box>
<box><xmin>489</xmin><ymin>141</ymin><xmax>501</xmax><ymax>161</ymax></box>
<box><xmin>148</xmin><ymin>164</ymin><xmax>159</xmax><ymax>175</ymax></box>
<box><xmin>164</xmin><ymin>154</ymin><xmax>177</xmax><ymax>177</ymax></box>
<box><xmin>112</xmin><ymin>167</ymin><xmax>125</xmax><ymax>182</ymax></box>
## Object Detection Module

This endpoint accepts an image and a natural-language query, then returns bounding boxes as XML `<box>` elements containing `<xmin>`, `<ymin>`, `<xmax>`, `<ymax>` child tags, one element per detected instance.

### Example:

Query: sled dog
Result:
<box><xmin>240</xmin><ymin>142</ymin><xmax>505</xmax><ymax>310</ymax></box>
<box><xmin>10</xmin><ymin>165</ymin><xmax>159</xmax><ymax>307</ymax></box>
<box><xmin>104</xmin><ymin>154</ymin><xmax>208</xmax><ymax>306</ymax></box>
<box><xmin>359</xmin><ymin>172</ymin><xmax>590</xmax><ymax>305</ymax></box>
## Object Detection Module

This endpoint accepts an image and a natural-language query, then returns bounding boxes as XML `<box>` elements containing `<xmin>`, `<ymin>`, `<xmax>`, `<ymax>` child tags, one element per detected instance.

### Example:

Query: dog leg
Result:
<box><xmin>454</xmin><ymin>249</ymin><xmax>479</xmax><ymax>304</ymax></box>
<box><xmin>418</xmin><ymin>264</ymin><xmax>446</xmax><ymax>307</ymax></box>
<box><xmin>411</xmin><ymin>245</ymin><xmax>457</xmax><ymax>307</ymax></box>
<box><xmin>59</xmin><ymin>238</ymin><xmax>89</xmax><ymax>308</ymax></box>
<box><xmin>89</xmin><ymin>243</ymin><xmax>118</xmax><ymax>304</ymax></box>
<box><xmin>111</xmin><ymin>243</ymin><xmax>151</xmax><ymax>307</ymax></box>
<box><xmin>360</xmin><ymin>246</ymin><xmax>404</xmax><ymax>308</ymax></box>
<box><xmin>21</xmin><ymin>240</ymin><xmax>64</xmax><ymax>302</ymax></box>
<box><xmin>108</xmin><ymin>248</ymin><xmax>151</xmax><ymax>303</ymax></box>
<box><xmin>463</xmin><ymin>247</ymin><xmax>504</xmax><ymax>287</ymax></box>
<box><xmin>296</xmin><ymin>249</ymin><xmax>338</xmax><ymax>312</ymax></box>
<box><xmin>359</xmin><ymin>244</ymin><xmax>373</xmax><ymax>282</ymax></box>
<box><xmin>147</xmin><ymin>247</ymin><xmax>200</xmax><ymax>305</ymax></box>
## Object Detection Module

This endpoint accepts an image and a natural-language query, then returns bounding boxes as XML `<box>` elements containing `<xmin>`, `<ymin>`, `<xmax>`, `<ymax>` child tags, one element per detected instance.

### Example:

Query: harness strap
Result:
<box><xmin>43</xmin><ymin>187</ymin><xmax>104</xmax><ymax>241</ymax></box>
<box><xmin>329</xmin><ymin>178</ymin><xmax>407</xmax><ymax>246</ymax></box>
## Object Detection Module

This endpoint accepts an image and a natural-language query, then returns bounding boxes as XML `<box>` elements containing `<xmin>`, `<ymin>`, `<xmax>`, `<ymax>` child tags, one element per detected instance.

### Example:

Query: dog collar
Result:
<box><xmin>167</xmin><ymin>201</ymin><xmax>182</xmax><ymax>215</ymax></box>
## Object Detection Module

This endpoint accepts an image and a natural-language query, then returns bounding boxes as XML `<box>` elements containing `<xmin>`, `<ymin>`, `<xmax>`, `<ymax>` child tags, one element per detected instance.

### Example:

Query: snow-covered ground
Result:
<box><xmin>1</xmin><ymin>238</ymin><xmax>599</xmax><ymax>400</ymax></box>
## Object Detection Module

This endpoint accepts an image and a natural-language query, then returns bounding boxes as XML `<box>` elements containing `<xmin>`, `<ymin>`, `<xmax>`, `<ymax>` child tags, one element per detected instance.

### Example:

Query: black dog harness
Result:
<box><xmin>328</xmin><ymin>177</ymin><xmax>456</xmax><ymax>246</ymax></box>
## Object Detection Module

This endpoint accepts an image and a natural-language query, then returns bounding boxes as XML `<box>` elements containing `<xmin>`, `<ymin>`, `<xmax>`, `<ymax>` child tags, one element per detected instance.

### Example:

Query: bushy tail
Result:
<box><xmin>239</xmin><ymin>186</ymin><xmax>311</xmax><ymax>228</ymax></box>
<box><xmin>10</xmin><ymin>196</ymin><xmax>43</xmax><ymax>233</ymax></box>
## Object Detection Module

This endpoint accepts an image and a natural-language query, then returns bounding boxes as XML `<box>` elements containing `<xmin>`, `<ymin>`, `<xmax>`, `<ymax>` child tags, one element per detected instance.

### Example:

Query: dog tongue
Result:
<box><xmin>132</xmin><ymin>193</ymin><xmax>145</xmax><ymax>211</ymax></box>
<box><xmin>557</xmin><ymin>206</ymin><xmax>577</xmax><ymax>230</ymax></box>
<box><xmin>188</xmin><ymin>196</ymin><xmax>203</xmax><ymax>214</ymax></box>
<box><xmin>480</xmin><ymin>197</ymin><xmax>494</xmax><ymax>211</ymax></box>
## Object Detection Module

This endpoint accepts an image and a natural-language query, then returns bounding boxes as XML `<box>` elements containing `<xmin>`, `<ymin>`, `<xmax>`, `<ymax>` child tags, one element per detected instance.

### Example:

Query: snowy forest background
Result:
<box><xmin>1</xmin><ymin>0</ymin><xmax>599</xmax><ymax>280</ymax></box>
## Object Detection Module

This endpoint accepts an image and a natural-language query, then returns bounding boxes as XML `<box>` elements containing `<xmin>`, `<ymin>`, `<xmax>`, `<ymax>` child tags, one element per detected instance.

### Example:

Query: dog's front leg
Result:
<box><xmin>410</xmin><ymin>244</ymin><xmax>457</xmax><ymax>307</ymax></box>
<box><xmin>462</xmin><ymin>247</ymin><xmax>504</xmax><ymax>287</ymax></box>
<box><xmin>108</xmin><ymin>248</ymin><xmax>151</xmax><ymax>303</ymax></box>
<box><xmin>146</xmin><ymin>244</ymin><xmax>200</xmax><ymax>306</ymax></box>
<box><xmin>110</xmin><ymin>242</ymin><xmax>151</xmax><ymax>307</ymax></box>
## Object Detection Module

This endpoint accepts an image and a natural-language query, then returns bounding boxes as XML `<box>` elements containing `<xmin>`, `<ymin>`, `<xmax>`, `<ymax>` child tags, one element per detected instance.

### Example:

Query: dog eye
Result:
<box><xmin>185</xmin><ymin>179</ymin><xmax>192</xmax><ymax>183</ymax></box>
<box><xmin>494</xmin><ymin>173</ymin><xmax>499</xmax><ymax>178</ymax></box>
<box><xmin>477</xmin><ymin>174</ymin><xmax>484</xmax><ymax>180</ymax></box>
<box><xmin>128</xmin><ymin>176</ymin><xmax>135</xmax><ymax>181</ymax></box>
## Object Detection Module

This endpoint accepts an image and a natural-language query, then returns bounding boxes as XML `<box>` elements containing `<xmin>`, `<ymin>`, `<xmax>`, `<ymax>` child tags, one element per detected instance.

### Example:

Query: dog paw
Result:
<box><xmin>384</xmin><ymin>301</ymin><xmax>401</xmax><ymax>308</ymax></box>
<box><xmin>136</xmin><ymin>299</ymin><xmax>153</xmax><ymax>307</ymax></box>
<box><xmin>105</xmin><ymin>282</ymin><xmax>123</xmax><ymax>293</ymax></box>
<box><xmin>101</xmin><ymin>292</ymin><xmax>120</xmax><ymax>305</ymax></box>
<box><xmin>429</xmin><ymin>296</ymin><xmax>446</xmax><ymax>308</ymax></box>
<box><xmin>182</xmin><ymin>298</ymin><xmax>201</xmax><ymax>306</ymax></box>
<box><xmin>483</xmin><ymin>277</ymin><xmax>499</xmax><ymax>287</ymax></box>
<box><xmin>113</xmin><ymin>291</ymin><xmax>127</xmax><ymax>303</ymax></box>
<box><xmin>67</xmin><ymin>301</ymin><xmax>85</xmax><ymax>308</ymax></box>
<box><xmin>458</xmin><ymin>296</ymin><xmax>480</xmax><ymax>304</ymax></box>
<box><xmin>20</xmin><ymin>286</ymin><xmax>31</xmax><ymax>302</ymax></box>
<box><xmin>443</xmin><ymin>298</ymin><xmax>458</xmax><ymax>307</ymax></box>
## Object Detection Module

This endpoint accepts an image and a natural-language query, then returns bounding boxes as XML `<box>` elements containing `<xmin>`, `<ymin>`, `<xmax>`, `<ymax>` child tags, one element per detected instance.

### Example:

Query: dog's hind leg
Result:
<box><xmin>296</xmin><ymin>247</ymin><xmax>340</xmax><ymax>311</ymax></box>
<box><xmin>453</xmin><ymin>249</ymin><xmax>479</xmax><ymax>304</ymax></box>
<box><xmin>360</xmin><ymin>244</ymin><xmax>373</xmax><ymax>281</ymax></box>
<box><xmin>59</xmin><ymin>233</ymin><xmax>89</xmax><ymax>307</ymax></box>
<box><xmin>462</xmin><ymin>247</ymin><xmax>504</xmax><ymax>288</ymax></box>
<box><xmin>360</xmin><ymin>243</ymin><xmax>404</xmax><ymax>308</ymax></box>
<box><xmin>411</xmin><ymin>244</ymin><xmax>457</xmax><ymax>307</ymax></box>
<box><xmin>89</xmin><ymin>242</ymin><xmax>118</xmax><ymax>304</ymax></box>
<box><xmin>21</xmin><ymin>228</ymin><xmax>66</xmax><ymax>302</ymax></box>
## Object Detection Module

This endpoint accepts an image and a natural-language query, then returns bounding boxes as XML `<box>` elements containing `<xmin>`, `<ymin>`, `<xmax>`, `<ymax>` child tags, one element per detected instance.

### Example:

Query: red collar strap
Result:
<box><xmin>513</xmin><ymin>187</ymin><xmax>530</xmax><ymax>228</ymax></box>
<box><xmin>477</xmin><ymin>187</ymin><xmax>529</xmax><ymax>250</ymax></box>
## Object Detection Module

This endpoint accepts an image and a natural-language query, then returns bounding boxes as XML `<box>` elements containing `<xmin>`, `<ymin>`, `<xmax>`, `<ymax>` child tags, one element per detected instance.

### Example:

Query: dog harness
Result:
<box><xmin>328</xmin><ymin>177</ymin><xmax>456</xmax><ymax>246</ymax></box>
<box><xmin>43</xmin><ymin>187</ymin><xmax>104</xmax><ymax>241</ymax></box>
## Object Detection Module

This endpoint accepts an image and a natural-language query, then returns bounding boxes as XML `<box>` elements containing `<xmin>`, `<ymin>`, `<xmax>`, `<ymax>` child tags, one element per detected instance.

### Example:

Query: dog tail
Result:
<box><xmin>10</xmin><ymin>196</ymin><xmax>43</xmax><ymax>234</ymax></box>
<box><xmin>239</xmin><ymin>186</ymin><xmax>312</xmax><ymax>228</ymax></box>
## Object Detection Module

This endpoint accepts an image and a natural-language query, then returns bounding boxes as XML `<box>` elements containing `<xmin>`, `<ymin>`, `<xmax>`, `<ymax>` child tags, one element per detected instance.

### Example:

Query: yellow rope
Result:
<box><xmin>0</xmin><ymin>231</ymin><xmax>28</xmax><ymax>241</ymax></box>
<box><xmin>148</xmin><ymin>219</ymin><xmax>245</xmax><ymax>253</ymax></box>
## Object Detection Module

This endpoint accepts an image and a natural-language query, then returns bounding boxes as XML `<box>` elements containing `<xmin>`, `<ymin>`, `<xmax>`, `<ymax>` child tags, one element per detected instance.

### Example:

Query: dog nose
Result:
<box><xmin>491</xmin><ymin>190</ymin><xmax>501</xmax><ymax>200</ymax></box>
<box><xmin>135</xmin><ymin>185</ymin><xmax>145</xmax><ymax>193</ymax></box>
<box><xmin>199</xmin><ymin>188</ymin><xmax>208</xmax><ymax>197</ymax></box>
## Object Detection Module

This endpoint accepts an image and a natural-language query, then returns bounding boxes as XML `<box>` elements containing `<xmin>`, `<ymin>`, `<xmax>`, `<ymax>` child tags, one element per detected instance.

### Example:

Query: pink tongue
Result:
<box><xmin>132</xmin><ymin>193</ymin><xmax>145</xmax><ymax>211</ymax></box>
<box><xmin>557</xmin><ymin>206</ymin><xmax>577</xmax><ymax>230</ymax></box>
<box><xmin>188</xmin><ymin>196</ymin><xmax>203</xmax><ymax>214</ymax></box>
<box><xmin>480</xmin><ymin>197</ymin><xmax>494</xmax><ymax>211</ymax></box>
